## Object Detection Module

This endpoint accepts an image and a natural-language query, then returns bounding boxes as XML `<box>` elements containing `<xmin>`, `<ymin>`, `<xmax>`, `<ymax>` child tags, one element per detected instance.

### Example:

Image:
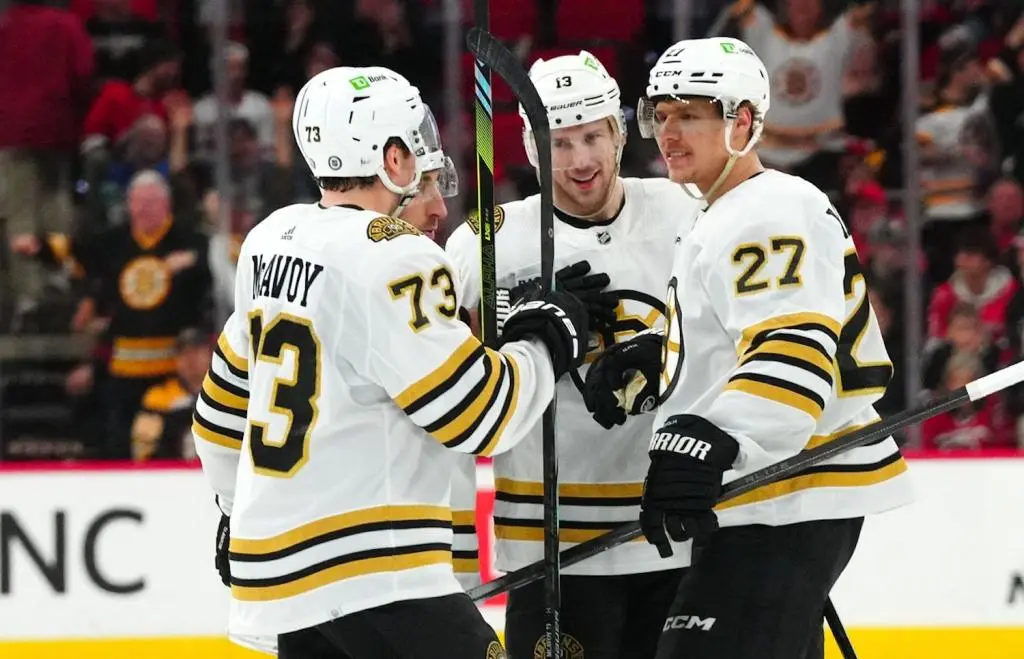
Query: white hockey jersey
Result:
<box><xmin>446</xmin><ymin>177</ymin><xmax>701</xmax><ymax>576</ymax></box>
<box><xmin>192</xmin><ymin>203</ymin><xmax>558</xmax><ymax>636</ymax></box>
<box><xmin>658</xmin><ymin>169</ymin><xmax>913</xmax><ymax>528</ymax></box>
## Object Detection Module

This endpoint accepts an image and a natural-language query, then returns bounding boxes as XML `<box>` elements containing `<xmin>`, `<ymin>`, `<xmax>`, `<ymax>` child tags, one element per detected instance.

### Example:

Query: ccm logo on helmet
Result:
<box><xmin>663</xmin><ymin>615</ymin><xmax>716</xmax><ymax>632</ymax></box>
<box><xmin>653</xmin><ymin>70</ymin><xmax>684</xmax><ymax>78</ymax></box>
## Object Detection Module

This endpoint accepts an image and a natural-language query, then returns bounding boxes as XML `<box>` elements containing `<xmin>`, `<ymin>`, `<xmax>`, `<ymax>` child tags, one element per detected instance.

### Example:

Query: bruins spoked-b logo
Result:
<box><xmin>533</xmin><ymin>633</ymin><xmax>584</xmax><ymax>659</ymax></box>
<box><xmin>569</xmin><ymin>288</ymin><xmax>666</xmax><ymax>396</ymax></box>
<box><xmin>660</xmin><ymin>277</ymin><xmax>684</xmax><ymax>400</ymax></box>
<box><xmin>465</xmin><ymin>205</ymin><xmax>506</xmax><ymax>236</ymax></box>
<box><xmin>366</xmin><ymin>215</ymin><xmax>423</xmax><ymax>242</ymax></box>
<box><xmin>119</xmin><ymin>255</ymin><xmax>171</xmax><ymax>310</ymax></box>
<box><xmin>485</xmin><ymin>640</ymin><xmax>507</xmax><ymax>659</ymax></box>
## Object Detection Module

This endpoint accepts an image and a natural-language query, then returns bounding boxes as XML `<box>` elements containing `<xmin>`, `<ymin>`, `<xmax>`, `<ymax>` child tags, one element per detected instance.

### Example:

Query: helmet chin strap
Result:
<box><xmin>379</xmin><ymin>166</ymin><xmax>421</xmax><ymax>216</ymax></box>
<box><xmin>680</xmin><ymin>119</ymin><xmax>751</xmax><ymax>207</ymax></box>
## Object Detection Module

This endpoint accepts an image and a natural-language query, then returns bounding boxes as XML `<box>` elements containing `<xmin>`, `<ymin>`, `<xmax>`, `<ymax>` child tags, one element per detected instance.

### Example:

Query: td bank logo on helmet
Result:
<box><xmin>349</xmin><ymin>74</ymin><xmax>390</xmax><ymax>90</ymax></box>
<box><xmin>663</xmin><ymin>615</ymin><xmax>716</xmax><ymax>632</ymax></box>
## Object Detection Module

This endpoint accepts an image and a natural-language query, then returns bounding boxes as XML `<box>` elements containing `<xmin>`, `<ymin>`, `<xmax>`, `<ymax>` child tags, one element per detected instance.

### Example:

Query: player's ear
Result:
<box><xmin>733</xmin><ymin>104</ymin><xmax>755</xmax><ymax>149</ymax></box>
<box><xmin>382</xmin><ymin>138</ymin><xmax>414</xmax><ymax>181</ymax></box>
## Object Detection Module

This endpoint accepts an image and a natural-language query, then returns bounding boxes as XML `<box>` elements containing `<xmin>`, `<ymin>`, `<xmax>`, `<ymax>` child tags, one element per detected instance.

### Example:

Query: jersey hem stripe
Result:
<box><xmin>229</xmin><ymin>504</ymin><xmax>452</xmax><ymax>555</ymax></box>
<box><xmin>716</xmin><ymin>451</ymin><xmax>907</xmax><ymax>511</ymax></box>
<box><xmin>230</xmin><ymin>544</ymin><xmax>452</xmax><ymax>602</ymax></box>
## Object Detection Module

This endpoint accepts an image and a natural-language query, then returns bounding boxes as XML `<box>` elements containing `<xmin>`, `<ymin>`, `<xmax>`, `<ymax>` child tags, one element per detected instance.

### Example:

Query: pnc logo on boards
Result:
<box><xmin>1</xmin><ymin>508</ymin><xmax>145</xmax><ymax>595</ymax></box>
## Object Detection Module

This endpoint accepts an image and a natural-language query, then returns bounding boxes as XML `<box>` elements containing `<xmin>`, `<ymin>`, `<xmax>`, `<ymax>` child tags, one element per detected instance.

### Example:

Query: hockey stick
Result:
<box><xmin>472</xmin><ymin>0</ymin><xmax>498</xmax><ymax>345</ymax></box>
<box><xmin>825</xmin><ymin>599</ymin><xmax>858</xmax><ymax>659</ymax></box>
<box><xmin>468</xmin><ymin>358</ymin><xmax>1024</xmax><ymax>602</ymax></box>
<box><xmin>466</xmin><ymin>27</ymin><xmax>562</xmax><ymax>659</ymax></box>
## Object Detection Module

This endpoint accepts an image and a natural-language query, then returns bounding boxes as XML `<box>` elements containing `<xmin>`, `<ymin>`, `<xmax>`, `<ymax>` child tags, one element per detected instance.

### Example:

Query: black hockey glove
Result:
<box><xmin>215</xmin><ymin>511</ymin><xmax>231</xmax><ymax>587</ymax></box>
<box><xmin>498</xmin><ymin>261</ymin><xmax>617</xmax><ymax>336</ymax></box>
<box><xmin>583</xmin><ymin>328</ymin><xmax>663</xmax><ymax>429</ymax></box>
<box><xmin>640</xmin><ymin>414</ymin><xmax>739</xmax><ymax>558</ymax></box>
<box><xmin>498</xmin><ymin>282</ymin><xmax>589</xmax><ymax>378</ymax></box>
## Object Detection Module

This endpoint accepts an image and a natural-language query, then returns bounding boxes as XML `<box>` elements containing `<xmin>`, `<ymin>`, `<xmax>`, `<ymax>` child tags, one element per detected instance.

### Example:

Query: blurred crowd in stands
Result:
<box><xmin>0</xmin><ymin>0</ymin><xmax>1022</xmax><ymax>461</ymax></box>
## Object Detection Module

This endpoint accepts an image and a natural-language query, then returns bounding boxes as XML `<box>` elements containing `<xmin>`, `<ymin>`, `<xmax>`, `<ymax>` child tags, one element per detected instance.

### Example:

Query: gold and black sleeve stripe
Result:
<box><xmin>394</xmin><ymin>337</ymin><xmax>521</xmax><ymax>457</ymax></box>
<box><xmin>739</xmin><ymin>333</ymin><xmax>835</xmax><ymax>386</ymax></box>
<box><xmin>727</xmin><ymin>313</ymin><xmax>841</xmax><ymax>421</ymax></box>
<box><xmin>192</xmin><ymin>408</ymin><xmax>244</xmax><ymax>450</ymax></box>
<box><xmin>192</xmin><ymin>349</ymin><xmax>251</xmax><ymax>451</ymax></box>
<box><xmin>215</xmin><ymin>332</ymin><xmax>249</xmax><ymax>381</ymax></box>
<box><xmin>229</xmin><ymin>505</ymin><xmax>453</xmax><ymax>602</ymax></box>
<box><xmin>202</xmin><ymin>369</ymin><xmax>250</xmax><ymax>414</ymax></box>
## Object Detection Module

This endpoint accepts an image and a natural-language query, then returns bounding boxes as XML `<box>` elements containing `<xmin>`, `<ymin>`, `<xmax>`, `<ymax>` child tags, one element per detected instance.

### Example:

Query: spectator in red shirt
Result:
<box><xmin>921</xmin><ymin>351</ymin><xmax>1009</xmax><ymax>450</ymax></box>
<box><xmin>927</xmin><ymin>225</ymin><xmax>1018</xmax><ymax>352</ymax></box>
<box><xmin>81</xmin><ymin>39</ymin><xmax>180</xmax><ymax>156</ymax></box>
<box><xmin>0</xmin><ymin>0</ymin><xmax>94</xmax><ymax>324</ymax></box>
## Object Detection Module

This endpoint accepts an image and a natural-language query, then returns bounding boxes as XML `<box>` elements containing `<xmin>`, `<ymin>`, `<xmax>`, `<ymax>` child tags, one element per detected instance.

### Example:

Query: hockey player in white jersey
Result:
<box><xmin>582</xmin><ymin>37</ymin><xmax>913</xmax><ymax>659</ymax></box>
<box><xmin>192</xmin><ymin>65</ymin><xmax>602</xmax><ymax>659</ymax></box>
<box><xmin>223</xmin><ymin>134</ymin><xmax>470</xmax><ymax>659</ymax></box>
<box><xmin>446</xmin><ymin>50</ymin><xmax>703</xmax><ymax>659</ymax></box>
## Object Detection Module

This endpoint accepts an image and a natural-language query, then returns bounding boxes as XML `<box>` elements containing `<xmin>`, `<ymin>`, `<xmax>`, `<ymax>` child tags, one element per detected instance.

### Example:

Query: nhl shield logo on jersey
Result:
<box><xmin>120</xmin><ymin>255</ymin><xmax>171</xmax><ymax>310</ymax></box>
<box><xmin>464</xmin><ymin>205</ymin><xmax>506</xmax><ymax>236</ymax></box>
<box><xmin>366</xmin><ymin>215</ymin><xmax>423</xmax><ymax>242</ymax></box>
<box><xmin>485</xmin><ymin>640</ymin><xmax>507</xmax><ymax>659</ymax></box>
<box><xmin>533</xmin><ymin>633</ymin><xmax>584</xmax><ymax>659</ymax></box>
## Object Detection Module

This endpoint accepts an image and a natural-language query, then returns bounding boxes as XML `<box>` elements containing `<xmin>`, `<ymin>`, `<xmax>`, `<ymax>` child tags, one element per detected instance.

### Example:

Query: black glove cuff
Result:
<box><xmin>649</xmin><ymin>414</ymin><xmax>739</xmax><ymax>471</ymax></box>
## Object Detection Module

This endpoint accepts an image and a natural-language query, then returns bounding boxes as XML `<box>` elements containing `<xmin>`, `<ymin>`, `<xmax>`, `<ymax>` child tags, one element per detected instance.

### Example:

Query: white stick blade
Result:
<box><xmin>966</xmin><ymin>360</ymin><xmax>1024</xmax><ymax>401</ymax></box>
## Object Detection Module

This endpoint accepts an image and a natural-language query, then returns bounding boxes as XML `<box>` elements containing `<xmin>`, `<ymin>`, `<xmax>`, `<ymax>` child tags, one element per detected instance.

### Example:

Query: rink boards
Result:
<box><xmin>1</xmin><ymin>455</ymin><xmax>1022</xmax><ymax>659</ymax></box>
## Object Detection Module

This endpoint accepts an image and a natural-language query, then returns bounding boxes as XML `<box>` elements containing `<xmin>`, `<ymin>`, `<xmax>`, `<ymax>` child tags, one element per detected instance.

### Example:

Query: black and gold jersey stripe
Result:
<box><xmin>192</xmin><ymin>338</ymin><xmax>250</xmax><ymax>452</ymax></box>
<box><xmin>715</xmin><ymin>450</ymin><xmax>907</xmax><ymax>512</ymax></box>
<box><xmin>229</xmin><ymin>505</ymin><xmax>454</xmax><ymax>602</ymax></box>
<box><xmin>494</xmin><ymin>518</ymin><xmax>645</xmax><ymax>544</ymax></box>
<box><xmin>495</xmin><ymin>479</ymin><xmax>643</xmax><ymax>507</ymax></box>
<box><xmin>494</xmin><ymin>479</ymin><xmax>645</xmax><ymax>543</ymax></box>
<box><xmin>451</xmin><ymin>510</ymin><xmax>479</xmax><ymax>575</ymax></box>
<box><xmin>394</xmin><ymin>337</ymin><xmax>522</xmax><ymax>457</ymax></box>
<box><xmin>726</xmin><ymin>313</ymin><xmax>841</xmax><ymax>421</ymax></box>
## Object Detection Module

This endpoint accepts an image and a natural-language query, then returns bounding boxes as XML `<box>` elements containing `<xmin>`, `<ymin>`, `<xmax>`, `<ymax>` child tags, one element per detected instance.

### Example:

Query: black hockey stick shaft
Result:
<box><xmin>825</xmin><ymin>599</ymin><xmax>858</xmax><ymax>659</ymax></box>
<box><xmin>466</xmin><ymin>26</ymin><xmax>562</xmax><ymax>659</ymax></box>
<box><xmin>468</xmin><ymin>359</ymin><xmax>1024</xmax><ymax>602</ymax></box>
<box><xmin>473</xmin><ymin>0</ymin><xmax>498</xmax><ymax>345</ymax></box>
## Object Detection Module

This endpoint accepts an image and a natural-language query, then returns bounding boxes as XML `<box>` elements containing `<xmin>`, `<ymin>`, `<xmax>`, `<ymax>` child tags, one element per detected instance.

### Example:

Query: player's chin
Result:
<box><xmin>665</xmin><ymin>161</ymin><xmax>698</xmax><ymax>184</ymax></box>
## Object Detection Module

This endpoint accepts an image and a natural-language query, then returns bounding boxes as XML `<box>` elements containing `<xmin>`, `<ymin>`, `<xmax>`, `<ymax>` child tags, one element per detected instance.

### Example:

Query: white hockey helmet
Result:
<box><xmin>519</xmin><ymin>50</ymin><xmax>626</xmax><ymax>168</ymax></box>
<box><xmin>640</xmin><ymin>37</ymin><xmax>770</xmax><ymax>156</ymax></box>
<box><xmin>292</xmin><ymin>66</ymin><xmax>443</xmax><ymax>196</ymax></box>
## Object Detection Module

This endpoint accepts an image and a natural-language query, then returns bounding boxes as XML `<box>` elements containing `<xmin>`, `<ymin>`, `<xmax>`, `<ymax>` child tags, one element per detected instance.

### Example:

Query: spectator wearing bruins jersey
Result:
<box><xmin>18</xmin><ymin>169</ymin><xmax>212</xmax><ymax>458</ymax></box>
<box><xmin>131</xmin><ymin>328</ymin><xmax>212</xmax><ymax>461</ymax></box>
<box><xmin>447</xmin><ymin>51</ymin><xmax>703</xmax><ymax>659</ymax></box>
